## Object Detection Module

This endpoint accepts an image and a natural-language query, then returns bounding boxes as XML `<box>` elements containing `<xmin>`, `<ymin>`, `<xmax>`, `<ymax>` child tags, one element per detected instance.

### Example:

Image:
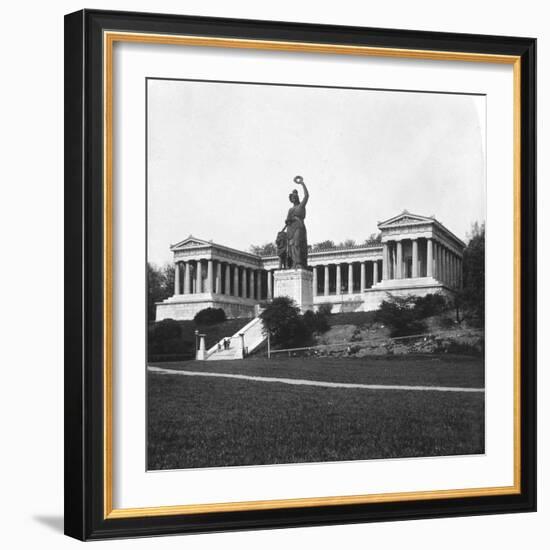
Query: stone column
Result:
<box><xmin>267</xmin><ymin>270</ymin><xmax>273</xmax><ymax>299</ymax></box>
<box><xmin>373</xmin><ymin>261</ymin><xmax>379</xmax><ymax>285</ymax></box>
<box><xmin>324</xmin><ymin>265</ymin><xmax>329</xmax><ymax>296</ymax></box>
<box><xmin>382</xmin><ymin>243</ymin><xmax>389</xmax><ymax>280</ymax></box>
<box><xmin>312</xmin><ymin>266</ymin><xmax>318</xmax><ymax>297</ymax></box>
<box><xmin>224</xmin><ymin>263</ymin><xmax>230</xmax><ymax>295</ymax></box>
<box><xmin>427</xmin><ymin>238</ymin><xmax>433</xmax><ymax>278</ymax></box>
<box><xmin>207</xmin><ymin>259</ymin><xmax>214</xmax><ymax>293</ymax></box>
<box><xmin>233</xmin><ymin>264</ymin><xmax>239</xmax><ymax>296</ymax></box>
<box><xmin>437</xmin><ymin>243</ymin><xmax>443</xmax><ymax>282</ymax></box>
<box><xmin>396</xmin><ymin>241</ymin><xmax>403</xmax><ymax>279</ymax></box>
<box><xmin>183</xmin><ymin>262</ymin><xmax>190</xmax><ymax>294</ymax></box>
<box><xmin>215</xmin><ymin>261</ymin><xmax>222</xmax><ymax>294</ymax></box>
<box><xmin>360</xmin><ymin>262</ymin><xmax>366</xmax><ymax>291</ymax></box>
<box><xmin>412</xmin><ymin>239</ymin><xmax>419</xmax><ymax>278</ymax></box>
<box><xmin>348</xmin><ymin>263</ymin><xmax>354</xmax><ymax>294</ymax></box>
<box><xmin>249</xmin><ymin>269</ymin><xmax>255</xmax><ymax>300</ymax></box>
<box><xmin>196</xmin><ymin>260</ymin><xmax>203</xmax><ymax>293</ymax></box>
<box><xmin>174</xmin><ymin>262</ymin><xmax>181</xmax><ymax>295</ymax></box>
<box><xmin>335</xmin><ymin>264</ymin><xmax>341</xmax><ymax>294</ymax></box>
<box><xmin>433</xmin><ymin>242</ymin><xmax>438</xmax><ymax>280</ymax></box>
<box><xmin>242</xmin><ymin>267</ymin><xmax>247</xmax><ymax>298</ymax></box>
<box><xmin>256</xmin><ymin>270</ymin><xmax>262</xmax><ymax>300</ymax></box>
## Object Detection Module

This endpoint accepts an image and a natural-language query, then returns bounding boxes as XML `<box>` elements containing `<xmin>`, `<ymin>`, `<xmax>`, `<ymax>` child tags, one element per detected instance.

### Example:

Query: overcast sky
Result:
<box><xmin>147</xmin><ymin>78</ymin><xmax>485</xmax><ymax>266</ymax></box>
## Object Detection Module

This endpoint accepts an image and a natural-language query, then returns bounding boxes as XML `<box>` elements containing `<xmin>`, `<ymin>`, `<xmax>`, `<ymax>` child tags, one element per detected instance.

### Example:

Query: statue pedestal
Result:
<box><xmin>273</xmin><ymin>268</ymin><xmax>313</xmax><ymax>314</ymax></box>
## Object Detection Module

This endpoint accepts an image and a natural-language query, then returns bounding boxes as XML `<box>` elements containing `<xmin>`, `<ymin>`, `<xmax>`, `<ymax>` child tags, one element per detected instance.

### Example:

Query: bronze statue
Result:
<box><xmin>283</xmin><ymin>176</ymin><xmax>309</xmax><ymax>269</ymax></box>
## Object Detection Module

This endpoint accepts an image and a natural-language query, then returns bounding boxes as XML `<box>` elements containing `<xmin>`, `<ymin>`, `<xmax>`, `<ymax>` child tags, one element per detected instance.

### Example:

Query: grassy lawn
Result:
<box><xmin>148</xmin><ymin>356</ymin><xmax>484</xmax><ymax>470</ymax></box>
<box><xmin>149</xmin><ymin>355</ymin><xmax>484</xmax><ymax>389</ymax></box>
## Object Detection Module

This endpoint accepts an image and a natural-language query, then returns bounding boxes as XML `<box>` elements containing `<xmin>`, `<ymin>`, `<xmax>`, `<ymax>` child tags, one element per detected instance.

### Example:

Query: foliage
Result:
<box><xmin>147</xmin><ymin>319</ymin><xmax>195</xmax><ymax>361</ymax></box>
<box><xmin>413</xmin><ymin>293</ymin><xmax>448</xmax><ymax>318</ymax></box>
<box><xmin>259</xmin><ymin>297</ymin><xmax>311</xmax><ymax>348</ymax></box>
<box><xmin>365</xmin><ymin>232</ymin><xmax>382</xmax><ymax>243</ymax></box>
<box><xmin>317</xmin><ymin>303</ymin><xmax>333</xmax><ymax>317</ymax></box>
<box><xmin>311</xmin><ymin>239</ymin><xmax>335</xmax><ymax>251</ymax></box>
<box><xmin>249</xmin><ymin>242</ymin><xmax>277</xmax><ymax>256</ymax></box>
<box><xmin>376</xmin><ymin>292</ymin><xmax>454</xmax><ymax>337</ymax></box>
<box><xmin>194</xmin><ymin>307</ymin><xmax>227</xmax><ymax>325</ymax></box>
<box><xmin>302</xmin><ymin>308</ymin><xmax>330</xmax><ymax>335</ymax></box>
<box><xmin>342</xmin><ymin>238</ymin><xmax>356</xmax><ymax>248</ymax></box>
<box><xmin>147</xmin><ymin>262</ymin><xmax>175</xmax><ymax>322</ymax></box>
<box><xmin>376</xmin><ymin>295</ymin><xmax>427</xmax><ymax>337</ymax></box>
<box><xmin>455</xmin><ymin>222</ymin><xmax>485</xmax><ymax>326</ymax></box>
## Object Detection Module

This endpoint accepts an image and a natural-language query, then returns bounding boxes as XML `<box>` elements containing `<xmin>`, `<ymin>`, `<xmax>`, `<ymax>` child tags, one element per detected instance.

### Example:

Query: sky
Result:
<box><xmin>147</xmin><ymin>78</ymin><xmax>485</xmax><ymax>266</ymax></box>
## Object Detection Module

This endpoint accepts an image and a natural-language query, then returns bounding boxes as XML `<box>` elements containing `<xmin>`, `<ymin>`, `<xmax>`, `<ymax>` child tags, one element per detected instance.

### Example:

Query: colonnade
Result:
<box><xmin>173</xmin><ymin>240</ymin><xmax>462</xmax><ymax>302</ymax></box>
<box><xmin>381</xmin><ymin>238</ymin><xmax>462</xmax><ymax>288</ymax></box>
<box><xmin>310</xmin><ymin>260</ymin><xmax>382</xmax><ymax>297</ymax></box>
<box><xmin>174</xmin><ymin>259</ymin><xmax>273</xmax><ymax>300</ymax></box>
<box><xmin>432</xmin><ymin>241</ymin><xmax>462</xmax><ymax>288</ymax></box>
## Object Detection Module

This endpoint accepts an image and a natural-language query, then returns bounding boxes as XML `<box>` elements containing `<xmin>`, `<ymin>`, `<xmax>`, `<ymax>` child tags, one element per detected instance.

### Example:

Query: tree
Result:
<box><xmin>249</xmin><ymin>242</ymin><xmax>277</xmax><ymax>256</ymax></box>
<box><xmin>302</xmin><ymin>308</ymin><xmax>330</xmax><ymax>335</ymax></box>
<box><xmin>312</xmin><ymin>239</ymin><xmax>335</xmax><ymax>251</ymax></box>
<box><xmin>147</xmin><ymin>262</ymin><xmax>175</xmax><ymax>322</ymax></box>
<box><xmin>375</xmin><ymin>294</ymin><xmax>427</xmax><ymax>337</ymax></box>
<box><xmin>194</xmin><ymin>307</ymin><xmax>226</xmax><ymax>325</ymax></box>
<box><xmin>259</xmin><ymin>297</ymin><xmax>311</xmax><ymax>348</ymax></box>
<box><xmin>365</xmin><ymin>232</ymin><xmax>382</xmax><ymax>243</ymax></box>
<box><xmin>341</xmin><ymin>238</ymin><xmax>356</xmax><ymax>248</ymax></box>
<box><xmin>456</xmin><ymin>222</ymin><xmax>485</xmax><ymax>326</ymax></box>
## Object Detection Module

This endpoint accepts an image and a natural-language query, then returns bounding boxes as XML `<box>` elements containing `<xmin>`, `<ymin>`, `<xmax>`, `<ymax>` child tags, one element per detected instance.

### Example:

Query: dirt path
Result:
<box><xmin>148</xmin><ymin>366</ymin><xmax>485</xmax><ymax>393</ymax></box>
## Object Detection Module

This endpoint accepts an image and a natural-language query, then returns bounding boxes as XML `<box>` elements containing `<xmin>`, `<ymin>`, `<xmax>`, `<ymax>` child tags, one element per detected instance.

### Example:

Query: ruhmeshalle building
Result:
<box><xmin>156</xmin><ymin>211</ymin><xmax>465</xmax><ymax>322</ymax></box>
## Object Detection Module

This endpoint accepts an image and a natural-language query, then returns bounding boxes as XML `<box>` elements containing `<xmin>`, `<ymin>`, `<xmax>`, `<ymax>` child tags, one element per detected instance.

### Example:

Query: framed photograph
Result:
<box><xmin>64</xmin><ymin>9</ymin><xmax>536</xmax><ymax>540</ymax></box>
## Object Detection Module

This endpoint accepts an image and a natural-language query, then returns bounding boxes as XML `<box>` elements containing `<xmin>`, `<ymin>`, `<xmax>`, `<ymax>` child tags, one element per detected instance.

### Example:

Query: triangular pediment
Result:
<box><xmin>170</xmin><ymin>236</ymin><xmax>212</xmax><ymax>250</ymax></box>
<box><xmin>378</xmin><ymin>211</ymin><xmax>435</xmax><ymax>229</ymax></box>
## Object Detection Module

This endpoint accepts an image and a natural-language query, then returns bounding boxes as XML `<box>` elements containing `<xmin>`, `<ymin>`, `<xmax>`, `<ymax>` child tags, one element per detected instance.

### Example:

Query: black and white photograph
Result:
<box><xmin>146</xmin><ymin>78</ymin><xmax>486</xmax><ymax>471</ymax></box>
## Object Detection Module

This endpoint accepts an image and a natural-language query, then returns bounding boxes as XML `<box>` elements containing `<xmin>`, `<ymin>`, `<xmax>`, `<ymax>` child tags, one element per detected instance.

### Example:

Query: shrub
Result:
<box><xmin>317</xmin><ymin>303</ymin><xmax>333</xmax><ymax>316</ymax></box>
<box><xmin>302</xmin><ymin>308</ymin><xmax>330</xmax><ymax>335</ymax></box>
<box><xmin>151</xmin><ymin>319</ymin><xmax>181</xmax><ymax>340</ymax></box>
<box><xmin>413</xmin><ymin>293</ymin><xmax>448</xmax><ymax>318</ymax></box>
<box><xmin>194</xmin><ymin>307</ymin><xmax>226</xmax><ymax>325</ymax></box>
<box><xmin>147</xmin><ymin>320</ymin><xmax>195</xmax><ymax>361</ymax></box>
<box><xmin>302</xmin><ymin>310</ymin><xmax>329</xmax><ymax>334</ymax></box>
<box><xmin>260</xmin><ymin>297</ymin><xmax>311</xmax><ymax>348</ymax></box>
<box><xmin>375</xmin><ymin>295</ymin><xmax>427</xmax><ymax>337</ymax></box>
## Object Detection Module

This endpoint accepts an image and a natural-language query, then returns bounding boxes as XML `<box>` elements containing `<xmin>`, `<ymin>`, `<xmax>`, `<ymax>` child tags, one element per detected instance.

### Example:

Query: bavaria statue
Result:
<box><xmin>276</xmin><ymin>175</ymin><xmax>309</xmax><ymax>269</ymax></box>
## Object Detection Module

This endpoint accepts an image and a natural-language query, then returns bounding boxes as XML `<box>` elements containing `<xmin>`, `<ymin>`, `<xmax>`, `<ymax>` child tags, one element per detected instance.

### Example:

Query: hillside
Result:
<box><xmin>272</xmin><ymin>310</ymin><xmax>484</xmax><ymax>358</ymax></box>
<box><xmin>148</xmin><ymin>317</ymin><xmax>251</xmax><ymax>362</ymax></box>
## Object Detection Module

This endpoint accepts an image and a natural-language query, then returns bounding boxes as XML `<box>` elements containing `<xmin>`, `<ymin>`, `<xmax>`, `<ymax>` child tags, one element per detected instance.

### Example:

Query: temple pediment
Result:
<box><xmin>170</xmin><ymin>236</ymin><xmax>212</xmax><ymax>250</ymax></box>
<box><xmin>378</xmin><ymin>211</ymin><xmax>435</xmax><ymax>229</ymax></box>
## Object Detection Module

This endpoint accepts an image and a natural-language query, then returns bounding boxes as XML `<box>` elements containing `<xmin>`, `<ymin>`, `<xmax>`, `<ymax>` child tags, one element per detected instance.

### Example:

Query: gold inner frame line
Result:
<box><xmin>103</xmin><ymin>30</ymin><xmax>522</xmax><ymax>520</ymax></box>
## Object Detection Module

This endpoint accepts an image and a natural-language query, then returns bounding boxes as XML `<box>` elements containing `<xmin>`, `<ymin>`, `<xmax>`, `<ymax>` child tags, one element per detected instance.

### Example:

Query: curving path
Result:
<box><xmin>148</xmin><ymin>366</ymin><xmax>485</xmax><ymax>393</ymax></box>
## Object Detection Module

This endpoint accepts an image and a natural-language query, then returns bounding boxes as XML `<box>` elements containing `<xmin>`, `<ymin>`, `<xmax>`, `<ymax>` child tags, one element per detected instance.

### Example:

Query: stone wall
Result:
<box><xmin>156</xmin><ymin>293</ymin><xmax>256</xmax><ymax>321</ymax></box>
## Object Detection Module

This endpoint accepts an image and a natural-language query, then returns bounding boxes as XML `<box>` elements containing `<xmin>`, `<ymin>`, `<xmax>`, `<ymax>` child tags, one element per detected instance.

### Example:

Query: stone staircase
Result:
<box><xmin>204</xmin><ymin>316</ymin><xmax>266</xmax><ymax>361</ymax></box>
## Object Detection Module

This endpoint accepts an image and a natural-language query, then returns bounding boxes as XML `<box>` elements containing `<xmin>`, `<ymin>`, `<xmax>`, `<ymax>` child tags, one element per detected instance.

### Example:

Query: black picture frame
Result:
<box><xmin>64</xmin><ymin>9</ymin><xmax>536</xmax><ymax>541</ymax></box>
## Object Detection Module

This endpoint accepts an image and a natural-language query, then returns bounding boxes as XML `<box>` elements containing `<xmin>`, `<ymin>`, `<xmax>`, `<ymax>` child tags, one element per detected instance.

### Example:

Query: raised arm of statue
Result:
<box><xmin>293</xmin><ymin>176</ymin><xmax>309</xmax><ymax>207</ymax></box>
